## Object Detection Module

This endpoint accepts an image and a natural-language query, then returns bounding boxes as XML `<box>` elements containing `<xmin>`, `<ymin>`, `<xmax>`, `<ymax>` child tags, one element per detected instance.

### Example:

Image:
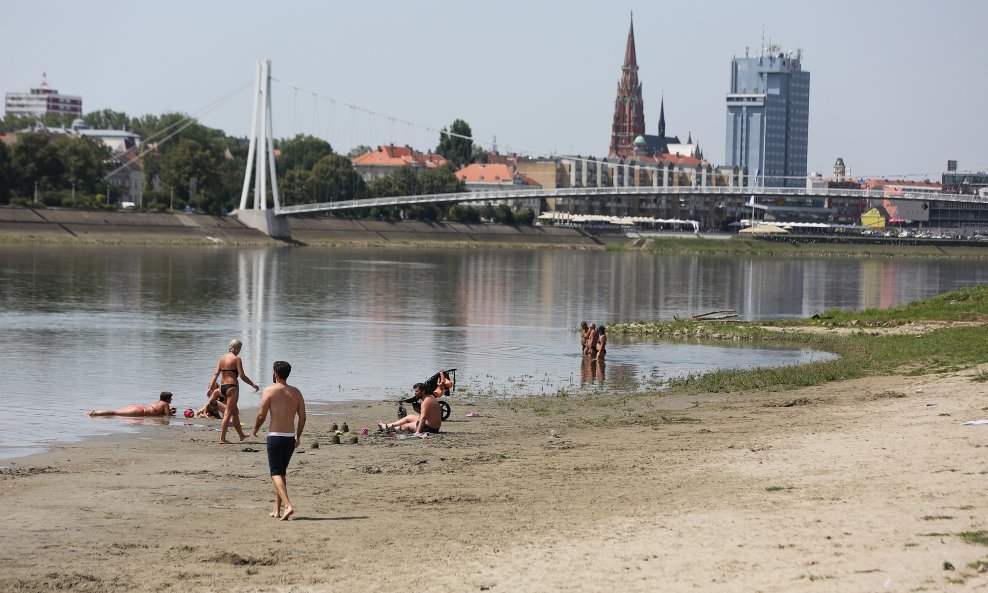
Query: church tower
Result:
<box><xmin>609</xmin><ymin>14</ymin><xmax>646</xmax><ymax>159</ymax></box>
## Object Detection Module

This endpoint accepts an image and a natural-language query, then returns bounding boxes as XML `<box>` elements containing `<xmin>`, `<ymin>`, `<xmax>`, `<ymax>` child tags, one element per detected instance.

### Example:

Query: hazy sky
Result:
<box><xmin>3</xmin><ymin>0</ymin><xmax>986</xmax><ymax>179</ymax></box>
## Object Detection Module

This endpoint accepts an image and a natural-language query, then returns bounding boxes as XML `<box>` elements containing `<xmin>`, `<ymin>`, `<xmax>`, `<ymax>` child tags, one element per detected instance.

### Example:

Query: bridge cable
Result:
<box><xmin>104</xmin><ymin>80</ymin><xmax>253</xmax><ymax>182</ymax></box>
<box><xmin>270</xmin><ymin>79</ymin><xmax>944</xmax><ymax>187</ymax></box>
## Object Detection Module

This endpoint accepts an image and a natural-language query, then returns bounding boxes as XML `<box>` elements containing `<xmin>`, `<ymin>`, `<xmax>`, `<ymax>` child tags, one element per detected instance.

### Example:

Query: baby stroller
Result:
<box><xmin>398</xmin><ymin>369</ymin><xmax>456</xmax><ymax>421</ymax></box>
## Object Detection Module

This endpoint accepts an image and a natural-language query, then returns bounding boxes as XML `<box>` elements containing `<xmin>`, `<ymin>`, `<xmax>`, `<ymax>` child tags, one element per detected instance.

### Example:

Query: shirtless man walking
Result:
<box><xmin>250</xmin><ymin>361</ymin><xmax>306</xmax><ymax>521</ymax></box>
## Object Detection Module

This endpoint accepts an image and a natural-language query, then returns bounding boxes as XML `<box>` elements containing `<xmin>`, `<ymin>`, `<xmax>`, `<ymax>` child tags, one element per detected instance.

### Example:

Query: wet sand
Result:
<box><xmin>1</xmin><ymin>368</ymin><xmax>987</xmax><ymax>592</ymax></box>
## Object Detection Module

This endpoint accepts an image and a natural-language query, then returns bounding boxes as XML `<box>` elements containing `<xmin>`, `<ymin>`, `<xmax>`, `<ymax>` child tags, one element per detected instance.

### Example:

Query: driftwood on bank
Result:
<box><xmin>689</xmin><ymin>309</ymin><xmax>739</xmax><ymax>321</ymax></box>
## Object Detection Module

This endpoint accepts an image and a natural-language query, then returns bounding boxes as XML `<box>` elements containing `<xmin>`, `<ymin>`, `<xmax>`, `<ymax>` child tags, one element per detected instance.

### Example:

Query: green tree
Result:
<box><xmin>10</xmin><ymin>132</ymin><xmax>65</xmax><ymax>195</ymax></box>
<box><xmin>418</xmin><ymin>163</ymin><xmax>464</xmax><ymax>195</ymax></box>
<box><xmin>436</xmin><ymin>118</ymin><xmax>473</xmax><ymax>168</ymax></box>
<box><xmin>471</xmin><ymin>145</ymin><xmax>491</xmax><ymax>163</ymax></box>
<box><xmin>407</xmin><ymin>203</ymin><xmax>441</xmax><ymax>221</ymax></box>
<box><xmin>310</xmin><ymin>154</ymin><xmax>365</xmax><ymax>202</ymax></box>
<box><xmin>0</xmin><ymin>142</ymin><xmax>12</xmax><ymax>203</ymax></box>
<box><xmin>346</xmin><ymin>144</ymin><xmax>373</xmax><ymax>159</ymax></box>
<box><xmin>0</xmin><ymin>113</ymin><xmax>40</xmax><ymax>134</ymax></box>
<box><xmin>367</xmin><ymin>174</ymin><xmax>396</xmax><ymax>198</ymax></box>
<box><xmin>54</xmin><ymin>135</ymin><xmax>110</xmax><ymax>194</ymax></box>
<box><xmin>40</xmin><ymin>112</ymin><xmax>77</xmax><ymax>128</ymax></box>
<box><xmin>134</xmin><ymin>114</ymin><xmax>236</xmax><ymax>212</ymax></box>
<box><xmin>515</xmin><ymin>207</ymin><xmax>536</xmax><ymax>225</ymax></box>
<box><xmin>131</xmin><ymin>113</ymin><xmax>224</xmax><ymax>152</ymax></box>
<box><xmin>491</xmin><ymin>204</ymin><xmax>515</xmax><ymax>224</ymax></box>
<box><xmin>447</xmin><ymin>204</ymin><xmax>481</xmax><ymax>224</ymax></box>
<box><xmin>83</xmin><ymin>109</ymin><xmax>132</xmax><ymax>130</ymax></box>
<box><xmin>276</xmin><ymin>134</ymin><xmax>333</xmax><ymax>176</ymax></box>
<box><xmin>160</xmin><ymin>138</ymin><xmax>222</xmax><ymax>211</ymax></box>
<box><xmin>280</xmin><ymin>168</ymin><xmax>313</xmax><ymax>205</ymax></box>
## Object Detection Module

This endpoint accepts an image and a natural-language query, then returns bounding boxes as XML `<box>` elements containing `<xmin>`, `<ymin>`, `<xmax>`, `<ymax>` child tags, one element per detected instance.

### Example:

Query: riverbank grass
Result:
<box><xmin>646</xmin><ymin>236</ymin><xmax>988</xmax><ymax>257</ymax></box>
<box><xmin>606</xmin><ymin>284</ymin><xmax>988</xmax><ymax>395</ymax></box>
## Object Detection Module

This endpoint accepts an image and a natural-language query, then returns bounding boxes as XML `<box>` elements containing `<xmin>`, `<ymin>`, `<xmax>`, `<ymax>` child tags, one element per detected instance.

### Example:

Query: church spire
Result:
<box><xmin>658</xmin><ymin>94</ymin><xmax>666</xmax><ymax>137</ymax></box>
<box><xmin>609</xmin><ymin>13</ymin><xmax>646</xmax><ymax>158</ymax></box>
<box><xmin>623</xmin><ymin>12</ymin><xmax>638</xmax><ymax>71</ymax></box>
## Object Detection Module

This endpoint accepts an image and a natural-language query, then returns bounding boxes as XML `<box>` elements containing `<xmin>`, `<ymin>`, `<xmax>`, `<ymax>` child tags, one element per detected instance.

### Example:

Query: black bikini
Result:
<box><xmin>219</xmin><ymin>369</ymin><xmax>238</xmax><ymax>397</ymax></box>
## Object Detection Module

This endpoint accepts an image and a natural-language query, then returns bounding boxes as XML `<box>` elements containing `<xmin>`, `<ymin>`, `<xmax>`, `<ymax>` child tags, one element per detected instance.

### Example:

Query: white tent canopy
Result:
<box><xmin>539</xmin><ymin>212</ymin><xmax>699</xmax><ymax>232</ymax></box>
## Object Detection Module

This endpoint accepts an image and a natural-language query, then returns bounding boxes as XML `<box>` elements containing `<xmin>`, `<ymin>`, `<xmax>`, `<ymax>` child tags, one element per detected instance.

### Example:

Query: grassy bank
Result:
<box><xmin>604</xmin><ymin>284</ymin><xmax>988</xmax><ymax>395</ymax></box>
<box><xmin>646</xmin><ymin>236</ymin><xmax>988</xmax><ymax>257</ymax></box>
<box><xmin>503</xmin><ymin>285</ymin><xmax>988</xmax><ymax>423</ymax></box>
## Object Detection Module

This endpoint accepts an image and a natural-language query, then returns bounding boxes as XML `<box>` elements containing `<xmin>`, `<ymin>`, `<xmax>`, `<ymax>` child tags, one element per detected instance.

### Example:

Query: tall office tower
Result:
<box><xmin>725</xmin><ymin>45</ymin><xmax>809</xmax><ymax>187</ymax></box>
<box><xmin>609</xmin><ymin>14</ymin><xmax>645</xmax><ymax>159</ymax></box>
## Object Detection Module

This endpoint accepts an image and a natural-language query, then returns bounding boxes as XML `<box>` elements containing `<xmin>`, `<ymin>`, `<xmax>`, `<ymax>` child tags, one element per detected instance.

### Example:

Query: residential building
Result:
<box><xmin>351</xmin><ymin>144</ymin><xmax>447</xmax><ymax>182</ymax></box>
<box><xmin>455</xmin><ymin>162</ymin><xmax>540</xmax><ymax>210</ymax></box>
<box><xmin>455</xmin><ymin>163</ymin><xmax>536</xmax><ymax>191</ymax></box>
<box><xmin>4</xmin><ymin>73</ymin><xmax>82</xmax><ymax>119</ymax></box>
<box><xmin>725</xmin><ymin>44</ymin><xmax>810</xmax><ymax>187</ymax></box>
<box><xmin>942</xmin><ymin>170</ymin><xmax>988</xmax><ymax>196</ymax></box>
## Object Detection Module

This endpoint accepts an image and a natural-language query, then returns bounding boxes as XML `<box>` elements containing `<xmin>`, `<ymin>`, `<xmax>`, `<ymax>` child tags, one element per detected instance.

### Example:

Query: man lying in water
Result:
<box><xmin>86</xmin><ymin>391</ymin><xmax>176</xmax><ymax>417</ymax></box>
<box><xmin>378</xmin><ymin>372</ymin><xmax>452</xmax><ymax>434</ymax></box>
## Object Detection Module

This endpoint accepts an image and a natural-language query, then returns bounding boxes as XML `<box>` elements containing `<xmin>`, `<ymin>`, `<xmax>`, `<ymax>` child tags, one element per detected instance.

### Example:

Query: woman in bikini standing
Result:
<box><xmin>207</xmin><ymin>339</ymin><xmax>259</xmax><ymax>444</ymax></box>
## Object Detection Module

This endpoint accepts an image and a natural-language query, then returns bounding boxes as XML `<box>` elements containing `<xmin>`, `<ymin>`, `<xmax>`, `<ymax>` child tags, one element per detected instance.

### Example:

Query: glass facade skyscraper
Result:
<box><xmin>725</xmin><ymin>46</ymin><xmax>810</xmax><ymax>188</ymax></box>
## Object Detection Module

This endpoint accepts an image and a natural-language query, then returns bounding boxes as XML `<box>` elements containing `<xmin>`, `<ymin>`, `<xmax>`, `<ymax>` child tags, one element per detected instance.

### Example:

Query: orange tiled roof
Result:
<box><xmin>456</xmin><ymin>163</ymin><xmax>516</xmax><ymax>183</ymax></box>
<box><xmin>658</xmin><ymin>153</ymin><xmax>703</xmax><ymax>167</ymax></box>
<box><xmin>517</xmin><ymin>174</ymin><xmax>541</xmax><ymax>187</ymax></box>
<box><xmin>352</xmin><ymin>144</ymin><xmax>447</xmax><ymax>168</ymax></box>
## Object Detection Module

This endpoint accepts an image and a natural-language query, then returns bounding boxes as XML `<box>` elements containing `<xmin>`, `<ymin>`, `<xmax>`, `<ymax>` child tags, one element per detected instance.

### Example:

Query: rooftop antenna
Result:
<box><xmin>761</xmin><ymin>26</ymin><xmax>765</xmax><ymax>57</ymax></box>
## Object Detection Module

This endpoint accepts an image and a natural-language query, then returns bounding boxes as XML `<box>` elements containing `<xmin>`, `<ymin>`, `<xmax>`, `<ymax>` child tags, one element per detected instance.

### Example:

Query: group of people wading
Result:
<box><xmin>580</xmin><ymin>321</ymin><xmax>607</xmax><ymax>360</ymax></box>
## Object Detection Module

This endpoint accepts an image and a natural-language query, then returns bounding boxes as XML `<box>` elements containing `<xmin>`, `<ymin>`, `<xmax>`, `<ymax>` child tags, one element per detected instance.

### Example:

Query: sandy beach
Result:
<box><xmin>1</xmin><ymin>362</ymin><xmax>987</xmax><ymax>592</ymax></box>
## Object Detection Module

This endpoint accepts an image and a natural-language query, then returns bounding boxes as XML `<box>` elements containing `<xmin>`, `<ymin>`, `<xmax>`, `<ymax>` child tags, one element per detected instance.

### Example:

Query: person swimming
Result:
<box><xmin>86</xmin><ymin>392</ymin><xmax>175</xmax><ymax>417</ymax></box>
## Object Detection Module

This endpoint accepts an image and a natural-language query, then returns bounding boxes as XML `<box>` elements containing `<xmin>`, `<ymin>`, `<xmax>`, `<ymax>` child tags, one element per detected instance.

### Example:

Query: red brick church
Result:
<box><xmin>609</xmin><ymin>14</ymin><xmax>686</xmax><ymax>160</ymax></box>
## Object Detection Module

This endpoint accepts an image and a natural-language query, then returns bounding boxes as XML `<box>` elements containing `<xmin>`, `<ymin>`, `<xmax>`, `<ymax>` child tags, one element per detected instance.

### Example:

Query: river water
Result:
<box><xmin>2</xmin><ymin>244</ymin><xmax>987</xmax><ymax>461</ymax></box>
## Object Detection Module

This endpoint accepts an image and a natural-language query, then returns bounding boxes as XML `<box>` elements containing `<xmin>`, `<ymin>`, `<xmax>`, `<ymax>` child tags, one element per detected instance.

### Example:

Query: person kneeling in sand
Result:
<box><xmin>250</xmin><ymin>361</ymin><xmax>306</xmax><ymax>521</ymax></box>
<box><xmin>194</xmin><ymin>398</ymin><xmax>225</xmax><ymax>419</ymax></box>
<box><xmin>378</xmin><ymin>375</ymin><xmax>449</xmax><ymax>434</ymax></box>
<box><xmin>87</xmin><ymin>392</ymin><xmax>176</xmax><ymax>417</ymax></box>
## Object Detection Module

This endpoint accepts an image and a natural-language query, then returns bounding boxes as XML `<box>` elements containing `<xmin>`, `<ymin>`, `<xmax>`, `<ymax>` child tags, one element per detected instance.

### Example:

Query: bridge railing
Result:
<box><xmin>275</xmin><ymin>186</ymin><xmax>986</xmax><ymax>216</ymax></box>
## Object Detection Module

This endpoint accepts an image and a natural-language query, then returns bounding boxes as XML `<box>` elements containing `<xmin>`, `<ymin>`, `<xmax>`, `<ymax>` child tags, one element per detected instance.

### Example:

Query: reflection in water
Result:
<box><xmin>238</xmin><ymin>248</ymin><xmax>269</xmax><ymax>379</ymax></box>
<box><xmin>580</xmin><ymin>357</ymin><xmax>605</xmax><ymax>387</ymax></box>
<box><xmin>2</xmin><ymin>244</ymin><xmax>987</xmax><ymax>459</ymax></box>
<box><xmin>120</xmin><ymin>417</ymin><xmax>172</xmax><ymax>427</ymax></box>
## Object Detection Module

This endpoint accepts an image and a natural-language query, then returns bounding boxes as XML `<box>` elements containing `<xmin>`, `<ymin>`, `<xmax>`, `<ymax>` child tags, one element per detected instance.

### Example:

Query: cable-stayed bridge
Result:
<box><xmin>227</xmin><ymin>60</ymin><xmax>985</xmax><ymax>240</ymax></box>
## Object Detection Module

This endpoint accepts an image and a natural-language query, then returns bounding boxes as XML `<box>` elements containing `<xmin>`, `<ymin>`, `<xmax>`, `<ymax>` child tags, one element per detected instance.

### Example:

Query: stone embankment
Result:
<box><xmin>0</xmin><ymin>206</ymin><xmax>603</xmax><ymax>247</ymax></box>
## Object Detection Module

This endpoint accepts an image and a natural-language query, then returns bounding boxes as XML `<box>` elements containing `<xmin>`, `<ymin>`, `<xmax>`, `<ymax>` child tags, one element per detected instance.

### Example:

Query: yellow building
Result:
<box><xmin>861</xmin><ymin>206</ymin><xmax>887</xmax><ymax>228</ymax></box>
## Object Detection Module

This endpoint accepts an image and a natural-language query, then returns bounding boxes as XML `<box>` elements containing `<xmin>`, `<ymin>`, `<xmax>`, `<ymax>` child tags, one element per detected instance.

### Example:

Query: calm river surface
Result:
<box><xmin>2</xmin><ymin>244</ymin><xmax>987</xmax><ymax>460</ymax></box>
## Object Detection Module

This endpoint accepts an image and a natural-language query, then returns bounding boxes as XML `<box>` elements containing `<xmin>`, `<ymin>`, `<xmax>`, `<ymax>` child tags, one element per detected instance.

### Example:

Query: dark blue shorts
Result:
<box><xmin>266</xmin><ymin>435</ymin><xmax>295</xmax><ymax>476</ymax></box>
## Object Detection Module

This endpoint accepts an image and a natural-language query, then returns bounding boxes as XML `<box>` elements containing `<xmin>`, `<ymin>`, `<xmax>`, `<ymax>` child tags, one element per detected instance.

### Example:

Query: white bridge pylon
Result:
<box><xmin>240</xmin><ymin>59</ymin><xmax>281</xmax><ymax>211</ymax></box>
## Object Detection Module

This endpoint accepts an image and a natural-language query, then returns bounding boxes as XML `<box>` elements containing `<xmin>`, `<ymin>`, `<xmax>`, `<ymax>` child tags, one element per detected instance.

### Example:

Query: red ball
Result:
<box><xmin>184</xmin><ymin>409</ymin><xmax>194</xmax><ymax>418</ymax></box>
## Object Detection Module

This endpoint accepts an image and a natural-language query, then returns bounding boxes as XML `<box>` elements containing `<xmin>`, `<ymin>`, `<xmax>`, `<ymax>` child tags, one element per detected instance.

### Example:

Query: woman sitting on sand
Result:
<box><xmin>194</xmin><ymin>398</ymin><xmax>225</xmax><ymax>419</ymax></box>
<box><xmin>87</xmin><ymin>392</ymin><xmax>176</xmax><ymax>417</ymax></box>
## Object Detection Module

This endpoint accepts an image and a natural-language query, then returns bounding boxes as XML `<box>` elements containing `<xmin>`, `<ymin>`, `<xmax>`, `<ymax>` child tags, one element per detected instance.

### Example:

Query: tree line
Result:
<box><xmin>0</xmin><ymin>112</ymin><xmax>536</xmax><ymax>224</ymax></box>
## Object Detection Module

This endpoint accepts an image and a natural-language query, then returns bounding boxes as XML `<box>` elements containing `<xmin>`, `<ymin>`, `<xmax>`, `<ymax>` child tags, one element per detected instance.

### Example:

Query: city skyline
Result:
<box><xmin>2</xmin><ymin>0</ymin><xmax>986</xmax><ymax>180</ymax></box>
